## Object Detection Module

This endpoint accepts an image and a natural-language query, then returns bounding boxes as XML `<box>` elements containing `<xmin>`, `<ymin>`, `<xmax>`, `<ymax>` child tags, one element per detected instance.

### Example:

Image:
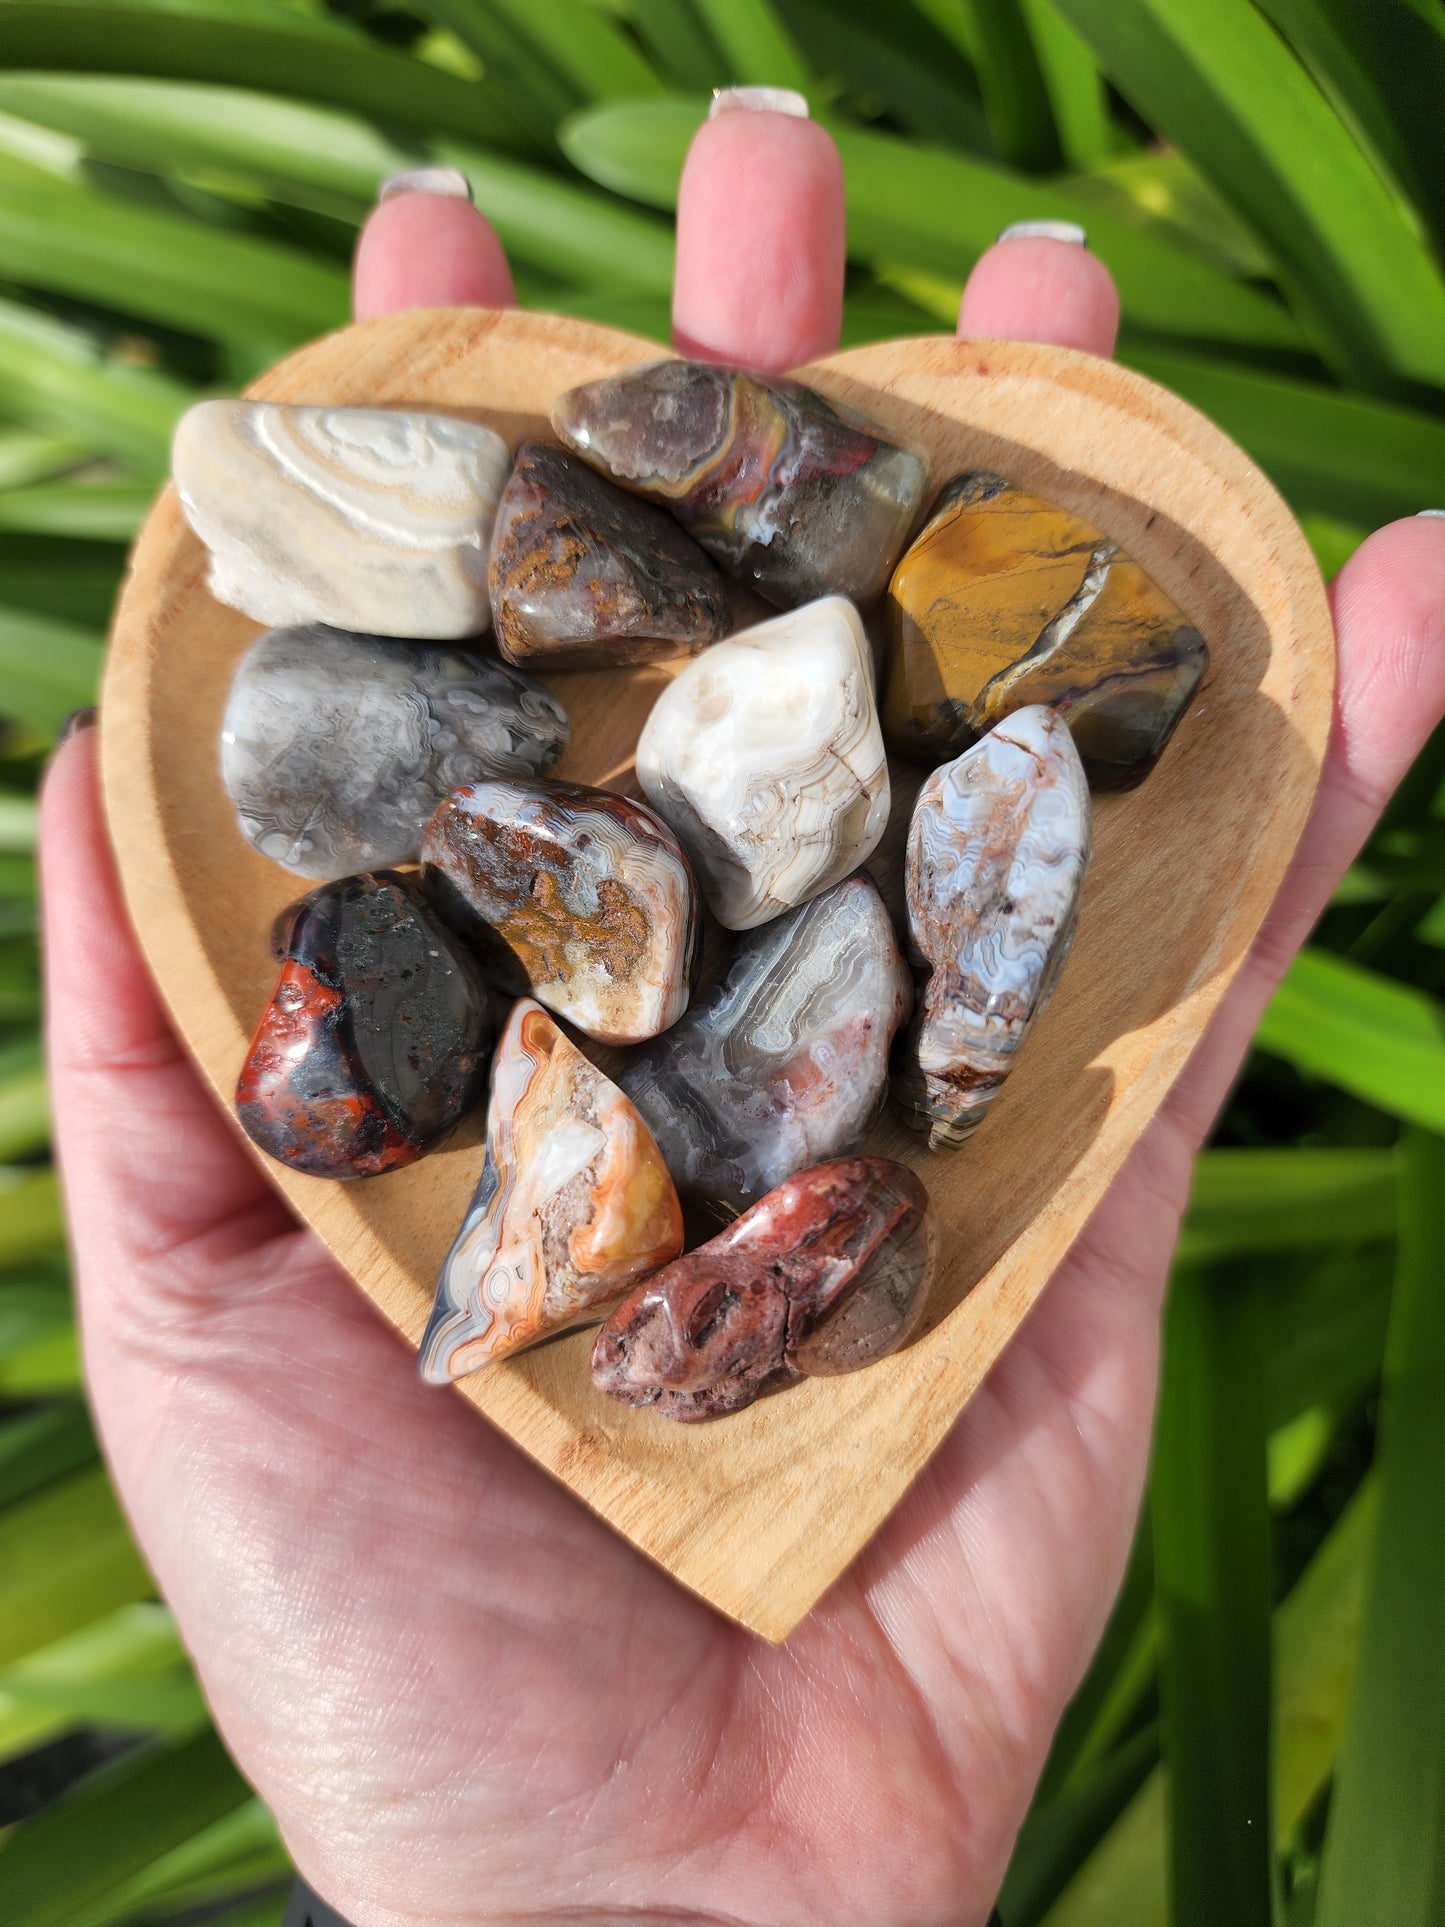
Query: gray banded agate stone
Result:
<box><xmin>221</xmin><ymin>624</ymin><xmax>567</xmax><ymax>881</ymax></box>
<box><xmin>620</xmin><ymin>873</ymin><xmax>912</xmax><ymax>1217</ymax></box>
<box><xmin>892</xmin><ymin>704</ymin><xmax>1092</xmax><ymax>1150</ymax></box>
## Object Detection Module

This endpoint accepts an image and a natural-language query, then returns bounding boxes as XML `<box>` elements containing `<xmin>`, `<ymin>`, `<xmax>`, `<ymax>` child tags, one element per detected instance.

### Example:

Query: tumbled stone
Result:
<box><xmin>488</xmin><ymin>438</ymin><xmax>731</xmax><ymax>670</ymax></box>
<box><xmin>420</xmin><ymin>999</ymin><xmax>683</xmax><ymax>1381</ymax></box>
<box><xmin>591</xmin><ymin>1157</ymin><xmax>937</xmax><ymax>1421</ymax></box>
<box><xmin>552</xmin><ymin>359</ymin><xmax>930</xmax><ymax>609</ymax></box>
<box><xmin>235</xmin><ymin>871</ymin><xmax>493</xmax><ymax>1180</ymax></box>
<box><xmin>635</xmin><ymin>596</ymin><xmax>890</xmax><ymax>930</ymax></box>
<box><xmin>222</xmin><ymin>623</ymin><xmax>567</xmax><ymax>881</ymax></box>
<box><xmin>883</xmin><ymin>471</ymin><xmax>1209</xmax><ymax>789</ymax></box>
<box><xmin>893</xmin><ymin>705</ymin><xmax>1091</xmax><ymax>1150</ymax></box>
<box><xmin>620</xmin><ymin>874</ymin><xmax>912</xmax><ymax>1217</ymax></box>
<box><xmin>172</xmin><ymin>399</ymin><xmax>510</xmax><ymax>637</ymax></box>
<box><xmin>421</xmin><ymin>778</ymin><xmax>700</xmax><ymax>1045</ymax></box>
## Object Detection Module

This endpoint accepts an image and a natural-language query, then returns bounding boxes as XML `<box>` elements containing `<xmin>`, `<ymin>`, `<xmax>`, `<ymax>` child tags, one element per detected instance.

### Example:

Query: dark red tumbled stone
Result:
<box><xmin>236</xmin><ymin>869</ymin><xmax>493</xmax><ymax>1180</ymax></box>
<box><xmin>590</xmin><ymin>1156</ymin><xmax>937</xmax><ymax>1421</ymax></box>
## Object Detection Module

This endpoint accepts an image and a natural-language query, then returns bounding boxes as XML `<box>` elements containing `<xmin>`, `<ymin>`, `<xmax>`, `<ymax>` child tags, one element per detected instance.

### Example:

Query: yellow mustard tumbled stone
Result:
<box><xmin>883</xmin><ymin>472</ymin><xmax>1208</xmax><ymax>790</ymax></box>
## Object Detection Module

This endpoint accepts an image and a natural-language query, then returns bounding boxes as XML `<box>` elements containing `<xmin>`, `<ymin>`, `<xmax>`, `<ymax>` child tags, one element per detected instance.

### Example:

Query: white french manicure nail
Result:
<box><xmin>1417</xmin><ymin>509</ymin><xmax>1445</xmax><ymax>518</ymax></box>
<box><xmin>709</xmin><ymin>85</ymin><xmax>809</xmax><ymax>120</ymax></box>
<box><xmin>377</xmin><ymin>167</ymin><xmax>473</xmax><ymax>206</ymax></box>
<box><xmin>998</xmin><ymin>219</ymin><xmax>1088</xmax><ymax>247</ymax></box>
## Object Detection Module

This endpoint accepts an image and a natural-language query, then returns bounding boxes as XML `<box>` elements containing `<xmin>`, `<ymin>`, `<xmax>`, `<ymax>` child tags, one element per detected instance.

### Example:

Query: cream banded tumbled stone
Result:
<box><xmin>172</xmin><ymin>399</ymin><xmax>511</xmax><ymax>638</ymax></box>
<box><xmin>634</xmin><ymin>595</ymin><xmax>890</xmax><ymax>931</ymax></box>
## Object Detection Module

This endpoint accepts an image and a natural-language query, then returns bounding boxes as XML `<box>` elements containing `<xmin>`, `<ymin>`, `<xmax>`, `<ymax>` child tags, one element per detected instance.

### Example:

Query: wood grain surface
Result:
<box><xmin>99</xmin><ymin>308</ymin><xmax>1334</xmax><ymax>1640</ymax></box>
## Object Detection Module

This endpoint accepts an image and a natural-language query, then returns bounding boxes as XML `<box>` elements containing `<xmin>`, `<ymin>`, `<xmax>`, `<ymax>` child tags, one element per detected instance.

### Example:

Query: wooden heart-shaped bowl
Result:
<box><xmin>101</xmin><ymin>308</ymin><xmax>1332</xmax><ymax>1639</ymax></box>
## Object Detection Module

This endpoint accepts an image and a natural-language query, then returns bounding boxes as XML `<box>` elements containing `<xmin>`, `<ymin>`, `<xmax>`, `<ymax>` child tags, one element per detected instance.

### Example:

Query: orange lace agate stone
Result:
<box><xmin>883</xmin><ymin>472</ymin><xmax>1208</xmax><ymax>790</ymax></box>
<box><xmin>419</xmin><ymin>999</ymin><xmax>683</xmax><ymax>1382</ymax></box>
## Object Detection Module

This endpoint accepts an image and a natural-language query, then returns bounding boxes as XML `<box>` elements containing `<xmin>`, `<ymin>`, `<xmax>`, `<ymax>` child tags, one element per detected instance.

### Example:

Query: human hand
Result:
<box><xmin>42</xmin><ymin>97</ymin><xmax>1445</xmax><ymax>1927</ymax></box>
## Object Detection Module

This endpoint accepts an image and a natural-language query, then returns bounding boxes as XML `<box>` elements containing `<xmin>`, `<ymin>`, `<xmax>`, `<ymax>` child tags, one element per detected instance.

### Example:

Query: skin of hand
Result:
<box><xmin>41</xmin><ymin>105</ymin><xmax>1445</xmax><ymax>1927</ymax></box>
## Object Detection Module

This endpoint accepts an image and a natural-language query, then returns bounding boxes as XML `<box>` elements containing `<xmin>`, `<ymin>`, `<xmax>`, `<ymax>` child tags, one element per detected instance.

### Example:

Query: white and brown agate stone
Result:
<box><xmin>421</xmin><ymin>777</ymin><xmax>700</xmax><ymax>1045</ymax></box>
<box><xmin>420</xmin><ymin>999</ymin><xmax>684</xmax><ymax>1381</ymax></box>
<box><xmin>635</xmin><ymin>595</ymin><xmax>890</xmax><ymax>930</ymax></box>
<box><xmin>893</xmin><ymin>704</ymin><xmax>1092</xmax><ymax>1149</ymax></box>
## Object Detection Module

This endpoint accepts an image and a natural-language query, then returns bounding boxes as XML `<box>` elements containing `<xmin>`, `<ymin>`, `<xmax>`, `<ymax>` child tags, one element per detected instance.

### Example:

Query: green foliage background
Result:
<box><xmin>0</xmin><ymin>2</ymin><xmax>1442</xmax><ymax>1922</ymax></box>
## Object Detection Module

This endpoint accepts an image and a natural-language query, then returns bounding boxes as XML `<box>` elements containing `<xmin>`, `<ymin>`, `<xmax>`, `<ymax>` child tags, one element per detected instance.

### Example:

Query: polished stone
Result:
<box><xmin>591</xmin><ymin>1156</ymin><xmax>937</xmax><ymax>1421</ymax></box>
<box><xmin>421</xmin><ymin>777</ymin><xmax>700</xmax><ymax>1044</ymax></box>
<box><xmin>172</xmin><ymin>399</ymin><xmax>510</xmax><ymax>637</ymax></box>
<box><xmin>488</xmin><ymin>438</ymin><xmax>730</xmax><ymax>669</ymax></box>
<box><xmin>893</xmin><ymin>705</ymin><xmax>1091</xmax><ymax>1149</ymax></box>
<box><xmin>419</xmin><ymin>999</ymin><xmax>683</xmax><ymax>1381</ymax></box>
<box><xmin>552</xmin><ymin>359</ymin><xmax>930</xmax><ymax>608</ymax></box>
<box><xmin>222</xmin><ymin>623</ymin><xmax>567</xmax><ymax>881</ymax></box>
<box><xmin>884</xmin><ymin>471</ymin><xmax>1208</xmax><ymax>789</ymax></box>
<box><xmin>620</xmin><ymin>873</ymin><xmax>912</xmax><ymax>1217</ymax></box>
<box><xmin>635</xmin><ymin>595</ymin><xmax>890</xmax><ymax>930</ymax></box>
<box><xmin>235</xmin><ymin>871</ymin><xmax>493</xmax><ymax>1180</ymax></box>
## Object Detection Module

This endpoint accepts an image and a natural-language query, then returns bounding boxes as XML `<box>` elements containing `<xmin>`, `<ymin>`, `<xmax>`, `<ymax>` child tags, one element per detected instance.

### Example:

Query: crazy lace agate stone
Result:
<box><xmin>420</xmin><ymin>999</ymin><xmax>683</xmax><ymax>1382</ymax></box>
<box><xmin>422</xmin><ymin>778</ymin><xmax>700</xmax><ymax>1045</ymax></box>
<box><xmin>488</xmin><ymin>439</ymin><xmax>730</xmax><ymax>669</ymax></box>
<box><xmin>893</xmin><ymin>705</ymin><xmax>1091</xmax><ymax>1150</ymax></box>
<box><xmin>172</xmin><ymin>400</ymin><xmax>510</xmax><ymax>637</ymax></box>
<box><xmin>236</xmin><ymin>871</ymin><xmax>492</xmax><ymax>1180</ymax></box>
<box><xmin>552</xmin><ymin>360</ymin><xmax>930</xmax><ymax>608</ymax></box>
<box><xmin>620</xmin><ymin>874</ymin><xmax>912</xmax><ymax>1217</ymax></box>
<box><xmin>635</xmin><ymin>595</ymin><xmax>890</xmax><ymax>930</ymax></box>
<box><xmin>884</xmin><ymin>471</ymin><xmax>1209</xmax><ymax>790</ymax></box>
<box><xmin>222</xmin><ymin>624</ymin><xmax>567</xmax><ymax>880</ymax></box>
<box><xmin>591</xmin><ymin>1157</ymin><xmax>937</xmax><ymax>1421</ymax></box>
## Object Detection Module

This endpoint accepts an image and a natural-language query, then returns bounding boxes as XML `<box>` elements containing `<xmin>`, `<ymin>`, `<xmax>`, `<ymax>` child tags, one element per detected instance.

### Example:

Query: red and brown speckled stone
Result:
<box><xmin>590</xmin><ymin>1156</ymin><xmax>937</xmax><ymax>1421</ymax></box>
<box><xmin>236</xmin><ymin>869</ymin><xmax>493</xmax><ymax>1180</ymax></box>
<box><xmin>488</xmin><ymin>439</ymin><xmax>730</xmax><ymax>670</ymax></box>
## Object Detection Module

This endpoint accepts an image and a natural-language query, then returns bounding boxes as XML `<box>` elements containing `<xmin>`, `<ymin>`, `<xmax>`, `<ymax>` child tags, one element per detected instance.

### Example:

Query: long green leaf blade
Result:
<box><xmin>1256</xmin><ymin>949</ymin><xmax>1445</xmax><ymax>1132</ymax></box>
<box><xmin>691</xmin><ymin>0</ymin><xmax>812</xmax><ymax>91</ymax></box>
<box><xmin>1314</xmin><ymin>1130</ymin><xmax>1445</xmax><ymax>1926</ymax></box>
<box><xmin>1151</xmin><ymin>1267</ymin><xmax>1274</xmax><ymax>1927</ymax></box>
<box><xmin>0</xmin><ymin>1465</ymin><xmax>152</xmax><ymax>1667</ymax></box>
<box><xmin>1051</xmin><ymin>0</ymin><xmax>1445</xmax><ymax>392</ymax></box>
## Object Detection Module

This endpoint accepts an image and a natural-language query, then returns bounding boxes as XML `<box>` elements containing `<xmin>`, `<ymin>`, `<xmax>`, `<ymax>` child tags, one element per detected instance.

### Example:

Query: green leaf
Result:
<box><xmin>0</xmin><ymin>1057</ymin><xmax>47</xmax><ymax>1162</ymax></box>
<box><xmin>70</xmin><ymin>1797</ymin><xmax>288</xmax><ymax>1926</ymax></box>
<box><xmin>953</xmin><ymin>0</ymin><xmax>1063</xmax><ymax>170</ymax></box>
<box><xmin>0</xmin><ymin>482</ymin><xmax>150</xmax><ymax>542</ymax></box>
<box><xmin>1050</xmin><ymin>0</ymin><xmax>1445</xmax><ymax>394</ymax></box>
<box><xmin>560</xmin><ymin>98</ymin><xmax>1308</xmax><ymax>351</ymax></box>
<box><xmin>1022</xmin><ymin>0</ymin><xmax>1108</xmax><ymax>170</ymax></box>
<box><xmin>0</xmin><ymin>3</ymin><xmax>539</xmax><ymax>154</ymax></box>
<box><xmin>0</xmin><ymin>606</ymin><xmax>105</xmax><ymax>736</ymax></box>
<box><xmin>486</xmin><ymin>0</ymin><xmax>667</xmax><ymax>101</ymax></box>
<box><xmin>1151</xmin><ymin>1267</ymin><xmax>1274</xmax><ymax>1927</ymax></box>
<box><xmin>775</xmin><ymin>0</ymin><xmax>991</xmax><ymax>151</ymax></box>
<box><xmin>0</xmin><ymin>1602</ymin><xmax>180</xmax><ymax>1765</ymax></box>
<box><xmin>691</xmin><ymin>0</ymin><xmax>812</xmax><ymax>91</ymax></box>
<box><xmin>0</xmin><ymin>430</ymin><xmax>85</xmax><ymax>490</ymax></box>
<box><xmin>1124</xmin><ymin>348</ymin><xmax>1445</xmax><ymax>530</ymax></box>
<box><xmin>0</xmin><ymin>1725</ymin><xmax>252</xmax><ymax>1927</ymax></box>
<box><xmin>0</xmin><ymin>1402</ymin><xmax>96</xmax><ymax>1512</ymax></box>
<box><xmin>628</xmin><ymin>0</ymin><xmax>729</xmax><ymax>93</ymax></box>
<box><xmin>0</xmin><ymin>76</ymin><xmax>676</xmax><ymax>294</ymax></box>
<box><xmin>1256</xmin><ymin>0</ymin><xmax>1445</xmax><ymax>271</ymax></box>
<box><xmin>1259</xmin><ymin>1246</ymin><xmax>1394</xmax><ymax>1433</ymax></box>
<box><xmin>1178</xmin><ymin>1147</ymin><xmax>1397</xmax><ymax>1265</ymax></box>
<box><xmin>0</xmin><ymin>1166</ymin><xmax>65</xmax><ymax>1269</ymax></box>
<box><xmin>0</xmin><ymin>296</ymin><xmax>192</xmax><ymax>480</ymax></box>
<box><xmin>0</xmin><ymin>155</ymin><xmax>347</xmax><ymax>348</ymax></box>
<box><xmin>0</xmin><ymin>1465</ymin><xmax>152</xmax><ymax>1668</ymax></box>
<box><xmin>1042</xmin><ymin>1482</ymin><xmax>1377</xmax><ymax>1925</ymax></box>
<box><xmin>1315</xmin><ymin>1131</ymin><xmax>1445</xmax><ymax>1926</ymax></box>
<box><xmin>0</xmin><ymin>790</ymin><xmax>38</xmax><ymax>854</ymax></box>
<box><xmin>1256</xmin><ymin>948</ymin><xmax>1445</xmax><ymax>1132</ymax></box>
<box><xmin>1059</xmin><ymin>148</ymin><xmax>1272</xmax><ymax>278</ymax></box>
<box><xmin>1000</xmin><ymin>1727</ymin><xmax>1160</xmax><ymax>1927</ymax></box>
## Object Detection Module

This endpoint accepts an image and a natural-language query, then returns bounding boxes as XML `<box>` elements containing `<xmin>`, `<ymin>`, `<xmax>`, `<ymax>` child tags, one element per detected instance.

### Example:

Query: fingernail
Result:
<box><xmin>377</xmin><ymin>166</ymin><xmax>473</xmax><ymax>206</ymax></box>
<box><xmin>709</xmin><ymin>85</ymin><xmax>809</xmax><ymax>120</ymax></box>
<box><xmin>1417</xmin><ymin>509</ymin><xmax>1445</xmax><ymax>518</ymax></box>
<box><xmin>998</xmin><ymin>219</ymin><xmax>1088</xmax><ymax>247</ymax></box>
<box><xmin>59</xmin><ymin>707</ymin><xmax>97</xmax><ymax>744</ymax></box>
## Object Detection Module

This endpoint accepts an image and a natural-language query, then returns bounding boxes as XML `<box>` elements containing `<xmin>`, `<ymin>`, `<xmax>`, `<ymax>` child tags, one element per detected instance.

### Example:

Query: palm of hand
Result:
<box><xmin>43</xmin><ymin>106</ymin><xmax>1445</xmax><ymax>1927</ymax></box>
